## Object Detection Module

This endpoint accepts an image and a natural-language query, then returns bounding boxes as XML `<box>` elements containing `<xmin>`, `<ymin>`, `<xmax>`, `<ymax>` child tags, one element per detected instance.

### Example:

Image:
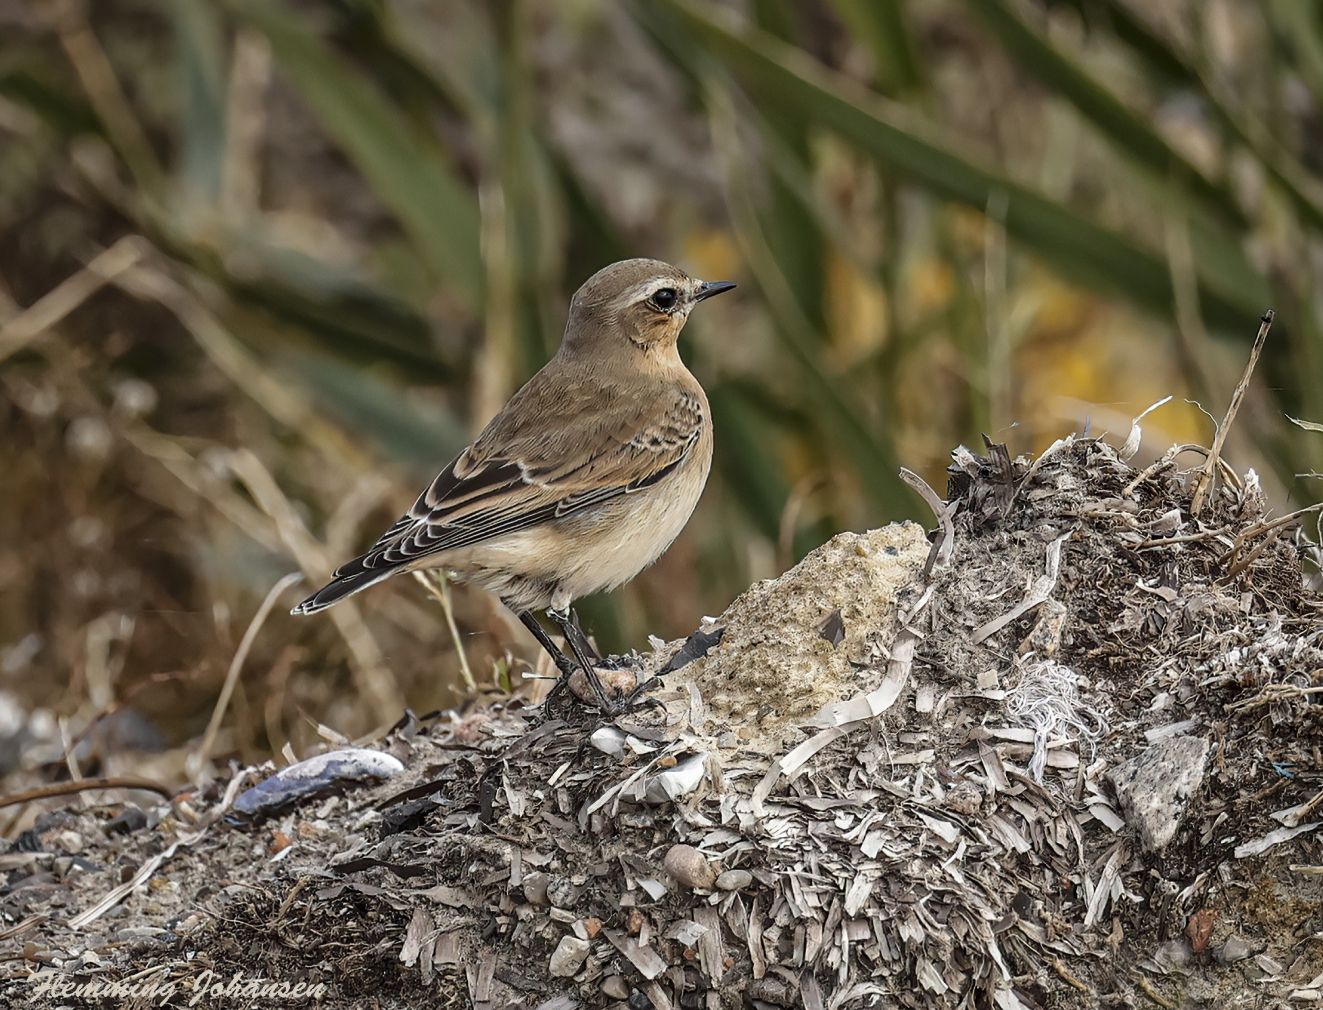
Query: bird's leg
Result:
<box><xmin>564</xmin><ymin>607</ymin><xmax>601</xmax><ymax>663</ymax></box>
<box><xmin>512</xmin><ymin>609</ymin><xmax>578</xmax><ymax>705</ymax></box>
<box><xmin>546</xmin><ymin>607</ymin><xmax>618</xmax><ymax>713</ymax></box>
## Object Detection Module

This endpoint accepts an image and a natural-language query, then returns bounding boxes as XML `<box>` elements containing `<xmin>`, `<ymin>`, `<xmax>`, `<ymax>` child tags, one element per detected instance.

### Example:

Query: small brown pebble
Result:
<box><xmin>715</xmin><ymin>869</ymin><xmax>752</xmax><ymax>891</ymax></box>
<box><xmin>1185</xmin><ymin>908</ymin><xmax>1217</xmax><ymax>954</ymax></box>
<box><xmin>663</xmin><ymin>843</ymin><xmax>716</xmax><ymax>890</ymax></box>
<box><xmin>657</xmin><ymin>754</ymin><xmax>678</xmax><ymax>768</ymax></box>
<box><xmin>266</xmin><ymin>830</ymin><xmax>293</xmax><ymax>856</ymax></box>
<box><xmin>601</xmin><ymin>975</ymin><xmax>629</xmax><ymax>999</ymax></box>
<box><xmin>625</xmin><ymin>909</ymin><xmax>645</xmax><ymax>936</ymax></box>
<box><xmin>582</xmin><ymin>916</ymin><xmax>603</xmax><ymax>939</ymax></box>
<box><xmin>568</xmin><ymin>666</ymin><xmax>637</xmax><ymax>703</ymax></box>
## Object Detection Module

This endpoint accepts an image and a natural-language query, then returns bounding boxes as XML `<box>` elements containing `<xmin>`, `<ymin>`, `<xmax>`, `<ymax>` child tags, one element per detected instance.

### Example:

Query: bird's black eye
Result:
<box><xmin>649</xmin><ymin>287</ymin><xmax>679</xmax><ymax>311</ymax></box>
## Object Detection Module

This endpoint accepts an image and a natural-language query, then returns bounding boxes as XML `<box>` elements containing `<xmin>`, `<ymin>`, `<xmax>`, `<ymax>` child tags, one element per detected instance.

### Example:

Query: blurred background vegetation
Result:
<box><xmin>3</xmin><ymin>0</ymin><xmax>1322</xmax><ymax>795</ymax></box>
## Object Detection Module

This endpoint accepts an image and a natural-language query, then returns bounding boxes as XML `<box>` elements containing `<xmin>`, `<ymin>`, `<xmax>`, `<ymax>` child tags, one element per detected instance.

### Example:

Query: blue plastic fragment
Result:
<box><xmin>232</xmin><ymin>748</ymin><xmax>405</xmax><ymax>818</ymax></box>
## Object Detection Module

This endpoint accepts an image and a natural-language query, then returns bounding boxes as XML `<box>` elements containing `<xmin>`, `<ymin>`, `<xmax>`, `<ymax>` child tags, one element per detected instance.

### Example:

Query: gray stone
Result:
<box><xmin>522</xmin><ymin>871</ymin><xmax>549</xmax><ymax>905</ymax></box>
<box><xmin>715</xmin><ymin>869</ymin><xmax>752</xmax><ymax>891</ymax></box>
<box><xmin>1107</xmin><ymin>735</ymin><xmax>1208</xmax><ymax>852</ymax></box>
<box><xmin>545</xmin><ymin>875</ymin><xmax>578</xmax><ymax>908</ymax></box>
<box><xmin>1216</xmin><ymin>937</ymin><xmax>1254</xmax><ymax>964</ymax></box>
<box><xmin>601</xmin><ymin>975</ymin><xmax>630</xmax><ymax>999</ymax></box>
<box><xmin>548</xmin><ymin>935</ymin><xmax>590</xmax><ymax>977</ymax></box>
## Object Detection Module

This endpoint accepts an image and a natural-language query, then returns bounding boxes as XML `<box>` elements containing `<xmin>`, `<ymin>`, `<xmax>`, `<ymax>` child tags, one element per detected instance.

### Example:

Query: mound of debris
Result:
<box><xmin>6</xmin><ymin>433</ymin><xmax>1323</xmax><ymax>1010</ymax></box>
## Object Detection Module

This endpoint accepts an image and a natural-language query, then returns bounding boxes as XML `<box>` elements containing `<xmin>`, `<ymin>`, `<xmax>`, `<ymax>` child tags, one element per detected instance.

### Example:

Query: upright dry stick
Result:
<box><xmin>1191</xmin><ymin>309</ymin><xmax>1274</xmax><ymax>516</ymax></box>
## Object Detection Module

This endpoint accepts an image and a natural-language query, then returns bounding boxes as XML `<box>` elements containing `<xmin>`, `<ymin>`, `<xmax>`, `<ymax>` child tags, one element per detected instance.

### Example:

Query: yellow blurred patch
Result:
<box><xmin>824</xmin><ymin>250</ymin><xmax>888</xmax><ymax>364</ymax></box>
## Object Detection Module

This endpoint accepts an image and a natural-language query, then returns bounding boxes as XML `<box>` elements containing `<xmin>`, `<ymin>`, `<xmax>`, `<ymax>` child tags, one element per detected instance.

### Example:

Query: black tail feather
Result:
<box><xmin>290</xmin><ymin>565</ymin><xmax>391</xmax><ymax>615</ymax></box>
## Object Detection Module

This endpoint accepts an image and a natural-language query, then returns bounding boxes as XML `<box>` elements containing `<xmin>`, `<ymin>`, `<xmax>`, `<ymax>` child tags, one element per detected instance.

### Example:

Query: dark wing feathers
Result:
<box><xmin>290</xmin><ymin>390</ymin><xmax>704</xmax><ymax>614</ymax></box>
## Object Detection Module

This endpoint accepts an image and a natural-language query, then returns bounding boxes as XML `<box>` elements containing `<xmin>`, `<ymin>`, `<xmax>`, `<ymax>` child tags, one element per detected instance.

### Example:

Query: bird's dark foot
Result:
<box><xmin>563</xmin><ymin>608</ymin><xmax>601</xmax><ymax>663</ymax></box>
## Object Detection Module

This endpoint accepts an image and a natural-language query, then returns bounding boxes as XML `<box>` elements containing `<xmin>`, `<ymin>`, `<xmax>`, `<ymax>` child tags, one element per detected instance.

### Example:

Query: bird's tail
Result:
<box><xmin>290</xmin><ymin>564</ymin><xmax>392</xmax><ymax>616</ymax></box>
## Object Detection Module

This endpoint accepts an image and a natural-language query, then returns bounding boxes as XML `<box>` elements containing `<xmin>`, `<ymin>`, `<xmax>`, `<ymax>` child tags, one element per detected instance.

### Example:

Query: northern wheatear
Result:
<box><xmin>292</xmin><ymin>259</ymin><xmax>734</xmax><ymax>712</ymax></box>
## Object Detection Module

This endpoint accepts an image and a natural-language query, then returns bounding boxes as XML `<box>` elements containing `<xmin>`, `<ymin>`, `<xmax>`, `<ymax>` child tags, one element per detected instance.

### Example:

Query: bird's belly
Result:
<box><xmin>441</xmin><ymin>451</ymin><xmax>710</xmax><ymax>610</ymax></box>
<box><xmin>558</xmin><ymin>473</ymin><xmax>704</xmax><ymax>597</ymax></box>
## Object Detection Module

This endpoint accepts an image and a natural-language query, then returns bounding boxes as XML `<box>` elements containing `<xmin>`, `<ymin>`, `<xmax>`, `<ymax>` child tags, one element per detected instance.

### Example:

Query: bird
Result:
<box><xmin>291</xmin><ymin>258</ymin><xmax>735</xmax><ymax>712</ymax></box>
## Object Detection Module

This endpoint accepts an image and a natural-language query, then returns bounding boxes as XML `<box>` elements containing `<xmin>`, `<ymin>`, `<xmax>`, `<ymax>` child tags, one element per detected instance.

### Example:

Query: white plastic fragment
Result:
<box><xmin>643</xmin><ymin>753</ymin><xmax>706</xmax><ymax>804</ymax></box>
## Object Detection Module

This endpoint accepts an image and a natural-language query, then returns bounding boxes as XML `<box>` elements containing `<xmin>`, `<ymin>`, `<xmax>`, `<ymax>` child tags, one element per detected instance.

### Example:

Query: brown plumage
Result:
<box><xmin>291</xmin><ymin>258</ymin><xmax>734</xmax><ymax>710</ymax></box>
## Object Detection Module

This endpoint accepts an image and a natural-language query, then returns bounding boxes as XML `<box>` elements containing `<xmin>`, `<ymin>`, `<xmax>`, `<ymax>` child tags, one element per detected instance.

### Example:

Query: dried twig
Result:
<box><xmin>0</xmin><ymin>236</ymin><xmax>145</xmax><ymax>364</ymax></box>
<box><xmin>1191</xmin><ymin>309</ymin><xmax>1274</xmax><ymax>515</ymax></box>
<box><xmin>898</xmin><ymin>467</ymin><xmax>956</xmax><ymax>575</ymax></box>
<box><xmin>414</xmin><ymin>571</ymin><xmax>477</xmax><ymax>692</ymax></box>
<box><xmin>190</xmin><ymin>571</ymin><xmax>304</xmax><ymax>778</ymax></box>
<box><xmin>1134</xmin><ymin>973</ymin><xmax>1177</xmax><ymax>1010</ymax></box>
<box><xmin>0</xmin><ymin>775</ymin><xmax>175</xmax><ymax>810</ymax></box>
<box><xmin>1051</xmin><ymin>958</ymin><xmax>1092</xmax><ymax>994</ymax></box>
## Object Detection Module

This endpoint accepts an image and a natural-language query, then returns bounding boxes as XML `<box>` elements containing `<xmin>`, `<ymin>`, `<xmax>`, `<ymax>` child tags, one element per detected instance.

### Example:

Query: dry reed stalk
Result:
<box><xmin>1191</xmin><ymin>309</ymin><xmax>1274</xmax><ymax>516</ymax></box>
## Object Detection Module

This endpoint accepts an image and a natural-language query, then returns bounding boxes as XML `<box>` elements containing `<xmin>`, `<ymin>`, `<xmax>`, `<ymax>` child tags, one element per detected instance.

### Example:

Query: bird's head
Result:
<box><xmin>562</xmin><ymin>258</ymin><xmax>735</xmax><ymax>361</ymax></box>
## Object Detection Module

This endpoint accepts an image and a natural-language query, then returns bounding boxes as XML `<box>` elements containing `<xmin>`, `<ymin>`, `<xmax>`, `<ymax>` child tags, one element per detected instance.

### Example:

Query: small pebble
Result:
<box><xmin>1216</xmin><ymin>937</ymin><xmax>1253</xmax><ymax>964</ymax></box>
<box><xmin>625</xmin><ymin>909</ymin><xmax>645</xmax><ymax>936</ymax></box>
<box><xmin>548</xmin><ymin>935</ymin><xmax>590</xmax><ymax>977</ymax></box>
<box><xmin>522</xmin><ymin>871</ymin><xmax>549</xmax><ymax>906</ymax></box>
<box><xmin>715</xmin><ymin>869</ymin><xmax>752</xmax><ymax>891</ymax></box>
<box><xmin>663</xmin><ymin>843</ymin><xmax>715</xmax><ymax>890</ymax></box>
<box><xmin>601</xmin><ymin>975</ymin><xmax>629</xmax><ymax>999</ymax></box>
<box><xmin>545</xmin><ymin>875</ymin><xmax>577</xmax><ymax>908</ymax></box>
<box><xmin>51</xmin><ymin>830</ymin><xmax>84</xmax><ymax>854</ymax></box>
<box><xmin>104</xmin><ymin>807</ymin><xmax>147</xmax><ymax>836</ymax></box>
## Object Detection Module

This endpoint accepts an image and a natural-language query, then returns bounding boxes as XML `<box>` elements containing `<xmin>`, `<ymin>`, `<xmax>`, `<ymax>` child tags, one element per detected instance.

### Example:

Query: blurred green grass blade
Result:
<box><xmin>967</xmin><ymin>0</ymin><xmax>1244</xmax><ymax>230</ymax></box>
<box><xmin>1060</xmin><ymin>0</ymin><xmax>1323</xmax><ymax>235</ymax></box>
<box><xmin>170</xmin><ymin>0</ymin><xmax>227</xmax><ymax>209</ymax></box>
<box><xmin>651</xmin><ymin>0</ymin><xmax>1271</xmax><ymax>330</ymax></box>
<box><xmin>749</xmin><ymin>1</ymin><xmax>826</xmax><ymax>328</ymax></box>
<box><xmin>274</xmin><ymin>347</ymin><xmax>467</xmax><ymax>473</ymax></box>
<box><xmin>702</xmin><ymin>80</ymin><xmax>907</xmax><ymax>516</ymax></box>
<box><xmin>221</xmin><ymin>0</ymin><xmax>483</xmax><ymax>311</ymax></box>
<box><xmin>1269</xmin><ymin>0</ymin><xmax>1323</xmax><ymax>98</ymax></box>
<box><xmin>0</xmin><ymin>68</ymin><xmax>102</xmax><ymax>137</ymax></box>
<box><xmin>709</xmin><ymin>381</ymin><xmax>792</xmax><ymax>538</ymax></box>
<box><xmin>827</xmin><ymin>0</ymin><xmax>921</xmax><ymax>95</ymax></box>
<box><xmin>152</xmin><ymin>226</ymin><xmax>451</xmax><ymax>380</ymax></box>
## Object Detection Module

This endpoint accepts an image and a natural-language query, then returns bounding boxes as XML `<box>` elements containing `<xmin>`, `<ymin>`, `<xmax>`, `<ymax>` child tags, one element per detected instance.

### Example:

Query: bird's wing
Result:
<box><xmin>335</xmin><ymin>389</ymin><xmax>705</xmax><ymax>578</ymax></box>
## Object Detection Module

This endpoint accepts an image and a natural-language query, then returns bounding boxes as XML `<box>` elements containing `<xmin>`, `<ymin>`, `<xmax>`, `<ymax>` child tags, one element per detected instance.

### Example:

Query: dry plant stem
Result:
<box><xmin>970</xmin><ymin>535</ymin><xmax>1068</xmax><ymax>644</ymax></box>
<box><xmin>1218</xmin><ymin>503</ymin><xmax>1323</xmax><ymax>566</ymax></box>
<box><xmin>1191</xmin><ymin>309</ymin><xmax>1275</xmax><ymax>516</ymax></box>
<box><xmin>0</xmin><ymin>775</ymin><xmax>175</xmax><ymax>811</ymax></box>
<box><xmin>227</xmin><ymin>449</ymin><xmax>403</xmax><ymax>721</ymax></box>
<box><xmin>121</xmin><ymin>426</ymin><xmax>283</xmax><ymax>554</ymax></box>
<box><xmin>51</xmin><ymin>0</ymin><xmax>166</xmax><ymax>194</ymax></box>
<box><xmin>1135</xmin><ymin>973</ymin><xmax>1178</xmax><ymax>1010</ymax></box>
<box><xmin>110</xmin><ymin>263</ymin><xmax>371</xmax><ymax>473</ymax></box>
<box><xmin>777</xmin><ymin>474</ymin><xmax>826</xmax><ymax>572</ymax></box>
<box><xmin>1051</xmin><ymin>958</ymin><xmax>1092</xmax><ymax>994</ymax></box>
<box><xmin>413</xmin><ymin>571</ymin><xmax>477</xmax><ymax>692</ymax></box>
<box><xmin>0</xmin><ymin>236</ymin><xmax>145</xmax><ymax>364</ymax></box>
<box><xmin>221</xmin><ymin>28</ymin><xmax>271</xmax><ymax>216</ymax></box>
<box><xmin>0</xmin><ymin>914</ymin><xmax>48</xmax><ymax>942</ymax></box>
<box><xmin>1123</xmin><ymin>442</ymin><xmax>1243</xmax><ymax>500</ymax></box>
<box><xmin>191</xmin><ymin>571</ymin><xmax>304</xmax><ymax>777</ymax></box>
<box><xmin>898</xmin><ymin>467</ymin><xmax>955</xmax><ymax>575</ymax></box>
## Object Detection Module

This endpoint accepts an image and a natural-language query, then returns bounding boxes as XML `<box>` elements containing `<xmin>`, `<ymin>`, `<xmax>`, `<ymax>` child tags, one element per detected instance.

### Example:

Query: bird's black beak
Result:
<box><xmin>694</xmin><ymin>280</ymin><xmax>737</xmax><ymax>302</ymax></box>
